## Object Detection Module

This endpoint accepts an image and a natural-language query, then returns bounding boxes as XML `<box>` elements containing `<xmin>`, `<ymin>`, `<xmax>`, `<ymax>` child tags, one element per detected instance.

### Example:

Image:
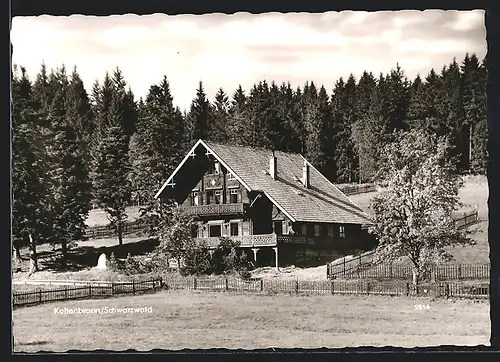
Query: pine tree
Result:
<box><xmin>461</xmin><ymin>53</ymin><xmax>486</xmax><ymax>173</ymax></box>
<box><xmin>130</xmin><ymin>76</ymin><xmax>185</xmax><ymax>208</ymax></box>
<box><xmin>12</xmin><ymin>67</ymin><xmax>52</xmax><ymax>273</ymax></box>
<box><xmin>186</xmin><ymin>81</ymin><xmax>210</xmax><ymax>144</ymax></box>
<box><xmin>303</xmin><ymin>85</ymin><xmax>332</xmax><ymax>177</ymax></box>
<box><xmin>47</xmin><ymin>87</ymin><xmax>92</xmax><ymax>262</ymax></box>
<box><xmin>91</xmin><ymin>83</ymin><xmax>132</xmax><ymax>246</ymax></box>
<box><xmin>332</xmin><ymin>75</ymin><xmax>358</xmax><ymax>183</ymax></box>
<box><xmin>211</xmin><ymin>87</ymin><xmax>230</xmax><ymax>143</ymax></box>
<box><xmin>470</xmin><ymin>58</ymin><xmax>488</xmax><ymax>174</ymax></box>
<box><xmin>278</xmin><ymin>82</ymin><xmax>303</xmax><ymax>153</ymax></box>
<box><xmin>227</xmin><ymin>85</ymin><xmax>248</xmax><ymax>146</ymax></box>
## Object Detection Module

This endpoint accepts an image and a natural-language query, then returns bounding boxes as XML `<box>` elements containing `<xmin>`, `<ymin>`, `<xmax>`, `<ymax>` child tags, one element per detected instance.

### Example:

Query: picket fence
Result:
<box><xmin>328</xmin><ymin>208</ymin><xmax>481</xmax><ymax>279</ymax></box>
<box><xmin>12</xmin><ymin>279</ymin><xmax>162</xmax><ymax>308</ymax></box>
<box><xmin>328</xmin><ymin>262</ymin><xmax>490</xmax><ymax>281</ymax></box>
<box><xmin>13</xmin><ymin>276</ymin><xmax>489</xmax><ymax>309</ymax></box>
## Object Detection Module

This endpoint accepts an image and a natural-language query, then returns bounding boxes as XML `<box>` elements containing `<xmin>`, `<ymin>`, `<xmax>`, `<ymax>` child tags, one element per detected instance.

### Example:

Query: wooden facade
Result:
<box><xmin>156</xmin><ymin>140</ymin><xmax>376</xmax><ymax>268</ymax></box>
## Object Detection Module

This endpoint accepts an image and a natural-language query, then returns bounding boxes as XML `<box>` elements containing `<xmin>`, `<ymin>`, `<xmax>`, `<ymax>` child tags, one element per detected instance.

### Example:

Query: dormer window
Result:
<box><xmin>339</xmin><ymin>225</ymin><xmax>346</xmax><ymax>238</ymax></box>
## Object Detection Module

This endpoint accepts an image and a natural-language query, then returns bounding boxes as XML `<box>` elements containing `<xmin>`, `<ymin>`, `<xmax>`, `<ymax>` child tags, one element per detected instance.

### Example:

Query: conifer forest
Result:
<box><xmin>11</xmin><ymin>53</ymin><xmax>487</xmax><ymax>254</ymax></box>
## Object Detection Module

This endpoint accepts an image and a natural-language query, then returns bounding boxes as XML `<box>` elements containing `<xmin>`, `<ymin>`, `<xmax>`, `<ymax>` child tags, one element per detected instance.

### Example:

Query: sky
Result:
<box><xmin>11</xmin><ymin>10</ymin><xmax>486</xmax><ymax>112</ymax></box>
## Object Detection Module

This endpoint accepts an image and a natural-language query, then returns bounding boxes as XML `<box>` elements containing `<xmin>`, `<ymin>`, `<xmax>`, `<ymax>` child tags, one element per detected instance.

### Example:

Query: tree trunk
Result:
<box><xmin>118</xmin><ymin>222</ymin><xmax>123</xmax><ymax>246</ymax></box>
<box><xmin>13</xmin><ymin>245</ymin><xmax>22</xmax><ymax>264</ymax></box>
<box><xmin>412</xmin><ymin>267</ymin><xmax>419</xmax><ymax>286</ymax></box>
<box><xmin>61</xmin><ymin>241</ymin><xmax>68</xmax><ymax>266</ymax></box>
<box><xmin>28</xmin><ymin>233</ymin><xmax>39</xmax><ymax>276</ymax></box>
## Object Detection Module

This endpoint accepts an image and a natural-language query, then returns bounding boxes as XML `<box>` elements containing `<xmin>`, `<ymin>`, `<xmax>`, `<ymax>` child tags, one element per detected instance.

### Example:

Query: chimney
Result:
<box><xmin>302</xmin><ymin>160</ymin><xmax>310</xmax><ymax>188</ymax></box>
<box><xmin>269</xmin><ymin>151</ymin><xmax>277</xmax><ymax>179</ymax></box>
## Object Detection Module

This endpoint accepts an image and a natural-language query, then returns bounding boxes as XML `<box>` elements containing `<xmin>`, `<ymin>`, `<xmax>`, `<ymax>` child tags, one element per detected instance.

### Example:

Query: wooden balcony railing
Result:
<box><xmin>180</xmin><ymin>203</ymin><xmax>246</xmax><ymax>217</ymax></box>
<box><xmin>192</xmin><ymin>234</ymin><xmax>355</xmax><ymax>248</ymax></box>
<box><xmin>194</xmin><ymin>234</ymin><xmax>278</xmax><ymax>248</ymax></box>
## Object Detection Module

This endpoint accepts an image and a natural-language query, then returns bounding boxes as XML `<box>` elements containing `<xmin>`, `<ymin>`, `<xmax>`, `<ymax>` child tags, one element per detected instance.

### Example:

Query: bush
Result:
<box><xmin>211</xmin><ymin>237</ymin><xmax>242</xmax><ymax>275</ymax></box>
<box><xmin>183</xmin><ymin>240</ymin><xmax>212</xmax><ymax>276</ymax></box>
<box><xmin>238</xmin><ymin>268</ymin><xmax>252</xmax><ymax>280</ymax></box>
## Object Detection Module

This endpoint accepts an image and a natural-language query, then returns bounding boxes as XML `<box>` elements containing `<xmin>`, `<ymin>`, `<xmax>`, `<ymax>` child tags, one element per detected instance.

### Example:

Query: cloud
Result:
<box><xmin>11</xmin><ymin>10</ymin><xmax>486</xmax><ymax>111</ymax></box>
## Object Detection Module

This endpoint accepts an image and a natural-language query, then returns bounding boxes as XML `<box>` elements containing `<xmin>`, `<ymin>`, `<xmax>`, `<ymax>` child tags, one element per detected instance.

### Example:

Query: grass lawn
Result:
<box><xmin>13</xmin><ymin>290</ymin><xmax>490</xmax><ymax>351</ymax></box>
<box><xmin>348</xmin><ymin>175</ymin><xmax>490</xmax><ymax>265</ymax></box>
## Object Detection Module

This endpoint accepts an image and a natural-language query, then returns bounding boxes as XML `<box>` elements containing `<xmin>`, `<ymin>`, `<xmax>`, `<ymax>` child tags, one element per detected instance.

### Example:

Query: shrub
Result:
<box><xmin>211</xmin><ymin>237</ymin><xmax>241</xmax><ymax>275</ymax></box>
<box><xmin>183</xmin><ymin>240</ymin><xmax>212</xmax><ymax>276</ymax></box>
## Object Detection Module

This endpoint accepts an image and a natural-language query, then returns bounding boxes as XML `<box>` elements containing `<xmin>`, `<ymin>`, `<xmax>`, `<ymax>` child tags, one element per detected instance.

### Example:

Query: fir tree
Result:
<box><xmin>47</xmin><ymin>88</ymin><xmax>92</xmax><ymax>262</ymax></box>
<box><xmin>12</xmin><ymin>67</ymin><xmax>52</xmax><ymax>273</ymax></box>
<box><xmin>211</xmin><ymin>87</ymin><xmax>230</xmax><ymax>143</ymax></box>
<box><xmin>91</xmin><ymin>85</ymin><xmax>132</xmax><ymax>246</ymax></box>
<box><xmin>187</xmin><ymin>81</ymin><xmax>210</xmax><ymax>143</ymax></box>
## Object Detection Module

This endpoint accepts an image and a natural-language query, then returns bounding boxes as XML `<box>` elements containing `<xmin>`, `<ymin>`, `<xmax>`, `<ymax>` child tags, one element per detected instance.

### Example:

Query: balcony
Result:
<box><xmin>192</xmin><ymin>234</ymin><xmax>343</xmax><ymax>248</ymax></box>
<box><xmin>194</xmin><ymin>234</ymin><xmax>278</xmax><ymax>248</ymax></box>
<box><xmin>180</xmin><ymin>203</ymin><xmax>246</xmax><ymax>217</ymax></box>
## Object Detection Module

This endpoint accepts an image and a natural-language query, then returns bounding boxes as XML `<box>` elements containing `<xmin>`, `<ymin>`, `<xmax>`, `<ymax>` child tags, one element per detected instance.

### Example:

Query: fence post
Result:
<box><xmin>160</xmin><ymin>277</ymin><xmax>164</xmax><ymax>289</ymax></box>
<box><xmin>458</xmin><ymin>264</ymin><xmax>462</xmax><ymax>279</ymax></box>
<box><xmin>389</xmin><ymin>264</ymin><xmax>393</xmax><ymax>279</ymax></box>
<box><xmin>343</xmin><ymin>257</ymin><xmax>346</xmax><ymax>277</ymax></box>
<box><xmin>194</xmin><ymin>278</ymin><xmax>197</xmax><ymax>290</ymax></box>
<box><xmin>326</xmin><ymin>262</ymin><xmax>329</xmax><ymax>279</ymax></box>
<box><xmin>295</xmin><ymin>280</ymin><xmax>299</xmax><ymax>294</ymax></box>
<box><xmin>133</xmin><ymin>280</ymin><xmax>136</xmax><ymax>295</ymax></box>
<box><xmin>260</xmin><ymin>279</ymin><xmax>264</xmax><ymax>292</ymax></box>
<box><xmin>112</xmin><ymin>283</ymin><xmax>115</xmax><ymax>296</ymax></box>
<box><xmin>406</xmin><ymin>282</ymin><xmax>410</xmax><ymax>296</ymax></box>
<box><xmin>39</xmin><ymin>289</ymin><xmax>42</xmax><ymax>303</ymax></box>
<box><xmin>152</xmin><ymin>279</ymin><xmax>156</xmax><ymax>292</ymax></box>
<box><xmin>331</xmin><ymin>280</ymin><xmax>334</xmax><ymax>295</ymax></box>
<box><xmin>366</xmin><ymin>281</ymin><xmax>370</xmax><ymax>295</ymax></box>
<box><xmin>445</xmin><ymin>283</ymin><xmax>450</xmax><ymax>299</ymax></box>
<box><xmin>64</xmin><ymin>286</ymin><xmax>68</xmax><ymax>300</ymax></box>
<box><xmin>89</xmin><ymin>284</ymin><xmax>92</xmax><ymax>298</ymax></box>
<box><xmin>225</xmin><ymin>278</ymin><xmax>229</xmax><ymax>291</ymax></box>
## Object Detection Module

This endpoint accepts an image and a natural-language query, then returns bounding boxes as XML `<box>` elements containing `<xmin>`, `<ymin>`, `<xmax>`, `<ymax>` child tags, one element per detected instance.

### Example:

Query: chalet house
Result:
<box><xmin>155</xmin><ymin>139</ymin><xmax>376</xmax><ymax>269</ymax></box>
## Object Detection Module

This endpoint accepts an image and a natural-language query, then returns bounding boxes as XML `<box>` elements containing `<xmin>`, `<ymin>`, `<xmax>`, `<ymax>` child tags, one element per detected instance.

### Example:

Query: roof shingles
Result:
<box><xmin>204</xmin><ymin>141</ymin><xmax>371</xmax><ymax>225</ymax></box>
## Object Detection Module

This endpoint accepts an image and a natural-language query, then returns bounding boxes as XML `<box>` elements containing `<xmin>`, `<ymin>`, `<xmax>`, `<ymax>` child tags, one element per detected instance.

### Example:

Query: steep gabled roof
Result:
<box><xmin>156</xmin><ymin>140</ymin><xmax>371</xmax><ymax>225</ymax></box>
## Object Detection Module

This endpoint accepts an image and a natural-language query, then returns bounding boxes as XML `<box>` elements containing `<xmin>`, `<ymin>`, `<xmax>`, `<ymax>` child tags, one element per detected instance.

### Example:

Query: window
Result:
<box><xmin>327</xmin><ymin>225</ymin><xmax>334</xmax><ymax>237</ymax></box>
<box><xmin>209</xmin><ymin>224</ymin><xmax>222</xmax><ymax>237</ymax></box>
<box><xmin>214</xmin><ymin>190</ymin><xmax>222</xmax><ymax>204</ymax></box>
<box><xmin>215</xmin><ymin>162</ymin><xmax>221</xmax><ymax>174</ymax></box>
<box><xmin>190</xmin><ymin>192</ymin><xmax>199</xmax><ymax>206</ymax></box>
<box><xmin>230</xmin><ymin>189</ymin><xmax>239</xmax><ymax>203</ymax></box>
<box><xmin>301</xmin><ymin>224</ymin><xmax>307</xmax><ymax>236</ymax></box>
<box><xmin>339</xmin><ymin>225</ymin><xmax>346</xmax><ymax>238</ymax></box>
<box><xmin>191</xmin><ymin>224</ymin><xmax>198</xmax><ymax>238</ymax></box>
<box><xmin>314</xmin><ymin>224</ymin><xmax>321</xmax><ymax>237</ymax></box>
<box><xmin>273</xmin><ymin>221</ymin><xmax>283</xmax><ymax>235</ymax></box>
<box><xmin>206</xmin><ymin>191</ymin><xmax>214</xmax><ymax>204</ymax></box>
<box><xmin>230</xmin><ymin>222</ymin><xmax>239</xmax><ymax>236</ymax></box>
<box><xmin>228</xmin><ymin>172</ymin><xmax>236</xmax><ymax>181</ymax></box>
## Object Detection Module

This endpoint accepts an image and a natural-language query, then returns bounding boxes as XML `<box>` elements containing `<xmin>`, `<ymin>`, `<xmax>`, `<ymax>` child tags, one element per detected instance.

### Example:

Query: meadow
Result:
<box><xmin>348</xmin><ymin>175</ymin><xmax>489</xmax><ymax>265</ymax></box>
<box><xmin>12</xmin><ymin>289</ymin><xmax>490</xmax><ymax>352</ymax></box>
